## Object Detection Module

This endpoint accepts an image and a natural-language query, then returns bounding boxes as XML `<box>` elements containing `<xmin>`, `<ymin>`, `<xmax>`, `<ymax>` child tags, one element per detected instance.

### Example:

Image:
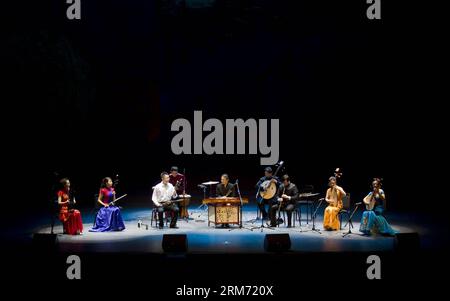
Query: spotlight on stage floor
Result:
<box><xmin>394</xmin><ymin>232</ymin><xmax>420</xmax><ymax>251</ymax></box>
<box><xmin>32</xmin><ymin>233</ymin><xmax>58</xmax><ymax>252</ymax></box>
<box><xmin>264</xmin><ymin>234</ymin><xmax>291</xmax><ymax>252</ymax></box>
<box><xmin>162</xmin><ymin>234</ymin><xmax>188</xmax><ymax>253</ymax></box>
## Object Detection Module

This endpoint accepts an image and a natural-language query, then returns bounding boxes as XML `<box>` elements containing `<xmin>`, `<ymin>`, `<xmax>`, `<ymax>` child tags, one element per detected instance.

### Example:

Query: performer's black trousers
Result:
<box><xmin>157</xmin><ymin>204</ymin><xmax>179</xmax><ymax>227</ymax></box>
<box><xmin>270</xmin><ymin>203</ymin><xmax>295</xmax><ymax>226</ymax></box>
<box><xmin>258</xmin><ymin>198</ymin><xmax>276</xmax><ymax>219</ymax></box>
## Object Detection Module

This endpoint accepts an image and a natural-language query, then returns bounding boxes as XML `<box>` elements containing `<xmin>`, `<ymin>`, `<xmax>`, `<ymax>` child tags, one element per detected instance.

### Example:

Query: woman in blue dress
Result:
<box><xmin>90</xmin><ymin>177</ymin><xmax>125</xmax><ymax>232</ymax></box>
<box><xmin>359</xmin><ymin>178</ymin><xmax>396</xmax><ymax>236</ymax></box>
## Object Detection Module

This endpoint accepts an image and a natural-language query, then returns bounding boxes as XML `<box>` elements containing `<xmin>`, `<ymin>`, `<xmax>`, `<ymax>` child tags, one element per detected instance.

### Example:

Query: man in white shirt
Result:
<box><xmin>152</xmin><ymin>172</ymin><xmax>179</xmax><ymax>229</ymax></box>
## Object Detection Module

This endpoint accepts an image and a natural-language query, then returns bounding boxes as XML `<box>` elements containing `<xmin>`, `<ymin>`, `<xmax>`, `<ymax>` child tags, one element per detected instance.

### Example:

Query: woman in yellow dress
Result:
<box><xmin>323</xmin><ymin>176</ymin><xmax>346</xmax><ymax>230</ymax></box>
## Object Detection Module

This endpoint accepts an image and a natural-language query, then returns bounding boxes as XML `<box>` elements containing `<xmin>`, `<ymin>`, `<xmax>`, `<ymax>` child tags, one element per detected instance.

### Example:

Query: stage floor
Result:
<box><xmin>34</xmin><ymin>206</ymin><xmax>419</xmax><ymax>253</ymax></box>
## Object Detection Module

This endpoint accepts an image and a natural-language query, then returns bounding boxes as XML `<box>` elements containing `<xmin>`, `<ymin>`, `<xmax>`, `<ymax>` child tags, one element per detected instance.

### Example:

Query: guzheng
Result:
<box><xmin>202</xmin><ymin>197</ymin><xmax>248</xmax><ymax>226</ymax></box>
<box><xmin>202</xmin><ymin>197</ymin><xmax>249</xmax><ymax>204</ymax></box>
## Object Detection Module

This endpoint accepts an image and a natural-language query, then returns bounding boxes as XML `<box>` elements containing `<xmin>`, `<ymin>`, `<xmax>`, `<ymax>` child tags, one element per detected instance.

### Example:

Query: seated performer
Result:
<box><xmin>269</xmin><ymin>175</ymin><xmax>299</xmax><ymax>228</ymax></box>
<box><xmin>152</xmin><ymin>172</ymin><xmax>179</xmax><ymax>229</ymax></box>
<box><xmin>90</xmin><ymin>177</ymin><xmax>125</xmax><ymax>232</ymax></box>
<box><xmin>169</xmin><ymin>166</ymin><xmax>185</xmax><ymax>193</ymax></box>
<box><xmin>323</xmin><ymin>176</ymin><xmax>345</xmax><ymax>231</ymax></box>
<box><xmin>256</xmin><ymin>167</ymin><xmax>280</xmax><ymax>220</ymax></box>
<box><xmin>359</xmin><ymin>178</ymin><xmax>396</xmax><ymax>236</ymax></box>
<box><xmin>216</xmin><ymin>174</ymin><xmax>236</xmax><ymax>228</ymax></box>
<box><xmin>216</xmin><ymin>174</ymin><xmax>236</xmax><ymax>198</ymax></box>
<box><xmin>57</xmin><ymin>178</ymin><xmax>83</xmax><ymax>235</ymax></box>
<box><xmin>169</xmin><ymin>166</ymin><xmax>187</xmax><ymax>217</ymax></box>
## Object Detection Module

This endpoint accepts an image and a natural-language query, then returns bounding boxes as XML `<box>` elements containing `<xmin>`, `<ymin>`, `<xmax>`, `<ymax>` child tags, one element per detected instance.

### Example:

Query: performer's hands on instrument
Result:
<box><xmin>277</xmin><ymin>197</ymin><xmax>283</xmax><ymax>202</ymax></box>
<box><xmin>161</xmin><ymin>200</ymin><xmax>172</xmax><ymax>206</ymax></box>
<box><xmin>281</xmin><ymin>194</ymin><xmax>290</xmax><ymax>200</ymax></box>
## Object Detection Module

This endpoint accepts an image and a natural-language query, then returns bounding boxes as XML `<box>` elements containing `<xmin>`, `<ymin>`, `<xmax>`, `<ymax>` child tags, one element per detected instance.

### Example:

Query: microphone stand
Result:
<box><xmin>49</xmin><ymin>171</ymin><xmax>61</xmax><ymax>235</ymax></box>
<box><xmin>248</xmin><ymin>195</ymin><xmax>275</xmax><ymax>232</ymax></box>
<box><xmin>308</xmin><ymin>198</ymin><xmax>324</xmax><ymax>234</ymax></box>
<box><xmin>229</xmin><ymin>180</ymin><xmax>252</xmax><ymax>232</ymax></box>
<box><xmin>247</xmin><ymin>185</ymin><xmax>262</xmax><ymax>224</ymax></box>
<box><xmin>237</xmin><ymin>180</ymin><xmax>243</xmax><ymax>228</ymax></box>
<box><xmin>112</xmin><ymin>173</ymin><xmax>123</xmax><ymax>209</ymax></box>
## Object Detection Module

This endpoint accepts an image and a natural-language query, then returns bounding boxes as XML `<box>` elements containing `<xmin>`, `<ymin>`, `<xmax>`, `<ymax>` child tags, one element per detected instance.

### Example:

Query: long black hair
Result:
<box><xmin>101</xmin><ymin>177</ymin><xmax>113</xmax><ymax>189</ymax></box>
<box><xmin>372</xmin><ymin>177</ymin><xmax>383</xmax><ymax>188</ymax></box>
<box><xmin>59</xmin><ymin>178</ymin><xmax>70</xmax><ymax>189</ymax></box>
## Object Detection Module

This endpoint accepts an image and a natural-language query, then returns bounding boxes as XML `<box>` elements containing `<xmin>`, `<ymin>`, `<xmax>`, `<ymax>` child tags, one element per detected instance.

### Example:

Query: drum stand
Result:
<box><xmin>177</xmin><ymin>196</ymin><xmax>191</xmax><ymax>223</ymax></box>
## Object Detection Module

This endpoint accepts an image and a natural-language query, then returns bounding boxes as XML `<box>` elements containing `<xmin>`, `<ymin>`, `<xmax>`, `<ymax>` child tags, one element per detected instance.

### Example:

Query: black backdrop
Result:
<box><xmin>3</xmin><ymin>0</ymin><xmax>445</xmax><ymax>218</ymax></box>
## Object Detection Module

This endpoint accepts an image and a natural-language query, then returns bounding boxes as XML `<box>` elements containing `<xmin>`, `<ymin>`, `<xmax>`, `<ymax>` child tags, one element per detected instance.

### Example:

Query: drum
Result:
<box><xmin>178</xmin><ymin>194</ymin><xmax>191</xmax><ymax>218</ymax></box>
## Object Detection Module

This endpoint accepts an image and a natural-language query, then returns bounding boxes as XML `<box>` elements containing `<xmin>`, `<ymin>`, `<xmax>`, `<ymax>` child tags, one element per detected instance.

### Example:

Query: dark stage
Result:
<box><xmin>3</xmin><ymin>0</ymin><xmax>447</xmax><ymax>293</ymax></box>
<box><xmin>29</xmin><ymin>205</ymin><xmax>427</xmax><ymax>253</ymax></box>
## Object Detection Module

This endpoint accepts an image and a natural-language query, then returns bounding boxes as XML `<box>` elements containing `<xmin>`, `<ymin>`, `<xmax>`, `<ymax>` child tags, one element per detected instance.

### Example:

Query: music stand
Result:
<box><xmin>195</xmin><ymin>184</ymin><xmax>208</xmax><ymax>211</ymax></box>
<box><xmin>342</xmin><ymin>202</ymin><xmax>361</xmax><ymax>237</ymax></box>
<box><xmin>193</xmin><ymin>185</ymin><xmax>208</xmax><ymax>223</ymax></box>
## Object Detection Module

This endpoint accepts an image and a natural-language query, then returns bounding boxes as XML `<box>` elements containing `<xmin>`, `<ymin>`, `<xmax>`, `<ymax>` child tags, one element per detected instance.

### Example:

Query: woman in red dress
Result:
<box><xmin>57</xmin><ymin>178</ymin><xmax>83</xmax><ymax>235</ymax></box>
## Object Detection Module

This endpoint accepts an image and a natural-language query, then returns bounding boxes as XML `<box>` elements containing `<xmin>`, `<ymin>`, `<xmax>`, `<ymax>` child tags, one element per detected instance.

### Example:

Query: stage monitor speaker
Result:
<box><xmin>32</xmin><ymin>233</ymin><xmax>58</xmax><ymax>252</ymax></box>
<box><xmin>394</xmin><ymin>232</ymin><xmax>420</xmax><ymax>251</ymax></box>
<box><xmin>162</xmin><ymin>234</ymin><xmax>188</xmax><ymax>253</ymax></box>
<box><xmin>264</xmin><ymin>234</ymin><xmax>291</xmax><ymax>252</ymax></box>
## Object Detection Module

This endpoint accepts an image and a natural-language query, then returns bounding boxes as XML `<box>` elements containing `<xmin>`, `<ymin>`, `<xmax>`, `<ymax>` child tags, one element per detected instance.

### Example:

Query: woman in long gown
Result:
<box><xmin>323</xmin><ymin>176</ymin><xmax>346</xmax><ymax>231</ymax></box>
<box><xmin>90</xmin><ymin>177</ymin><xmax>125</xmax><ymax>232</ymax></box>
<box><xmin>359</xmin><ymin>178</ymin><xmax>396</xmax><ymax>236</ymax></box>
<box><xmin>57</xmin><ymin>178</ymin><xmax>83</xmax><ymax>235</ymax></box>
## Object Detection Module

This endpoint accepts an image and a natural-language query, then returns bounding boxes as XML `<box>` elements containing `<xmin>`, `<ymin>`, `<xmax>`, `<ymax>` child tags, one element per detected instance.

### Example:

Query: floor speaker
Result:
<box><xmin>264</xmin><ymin>233</ymin><xmax>291</xmax><ymax>252</ymax></box>
<box><xmin>162</xmin><ymin>234</ymin><xmax>188</xmax><ymax>253</ymax></box>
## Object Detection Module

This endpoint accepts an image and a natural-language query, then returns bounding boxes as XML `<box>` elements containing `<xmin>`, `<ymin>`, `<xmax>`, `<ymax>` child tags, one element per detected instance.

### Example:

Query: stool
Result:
<box><xmin>151</xmin><ymin>207</ymin><xmax>170</xmax><ymax>228</ymax></box>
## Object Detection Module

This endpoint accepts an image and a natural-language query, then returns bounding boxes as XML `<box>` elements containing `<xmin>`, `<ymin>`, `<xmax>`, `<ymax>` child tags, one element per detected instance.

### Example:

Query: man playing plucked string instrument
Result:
<box><xmin>152</xmin><ymin>172</ymin><xmax>179</xmax><ymax>229</ymax></box>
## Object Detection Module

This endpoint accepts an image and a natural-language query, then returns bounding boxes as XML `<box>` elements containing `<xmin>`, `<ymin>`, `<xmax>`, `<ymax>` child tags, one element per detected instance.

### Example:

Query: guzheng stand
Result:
<box><xmin>202</xmin><ymin>197</ymin><xmax>249</xmax><ymax>228</ymax></box>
